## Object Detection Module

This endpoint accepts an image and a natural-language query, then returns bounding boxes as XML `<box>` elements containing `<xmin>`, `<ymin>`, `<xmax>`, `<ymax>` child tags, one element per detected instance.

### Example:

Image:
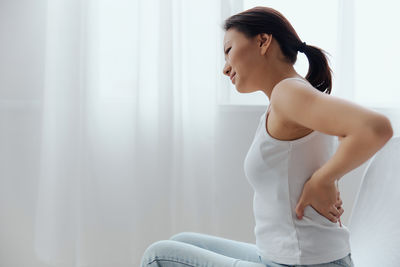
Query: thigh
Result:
<box><xmin>169</xmin><ymin>231</ymin><xmax>261</xmax><ymax>263</ymax></box>
<box><xmin>140</xmin><ymin>239</ymin><xmax>267</xmax><ymax>267</ymax></box>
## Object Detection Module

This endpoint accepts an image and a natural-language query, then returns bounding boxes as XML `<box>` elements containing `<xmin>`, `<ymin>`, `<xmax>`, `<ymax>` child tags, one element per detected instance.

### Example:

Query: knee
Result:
<box><xmin>169</xmin><ymin>231</ymin><xmax>196</xmax><ymax>242</ymax></box>
<box><xmin>141</xmin><ymin>240</ymin><xmax>175</xmax><ymax>266</ymax></box>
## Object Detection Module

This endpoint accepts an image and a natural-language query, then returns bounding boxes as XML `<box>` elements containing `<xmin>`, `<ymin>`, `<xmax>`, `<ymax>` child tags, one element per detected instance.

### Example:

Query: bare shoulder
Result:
<box><xmin>271</xmin><ymin>78</ymin><xmax>317</xmax><ymax>101</ymax></box>
<box><xmin>269</xmin><ymin>78</ymin><xmax>317</xmax><ymax>129</ymax></box>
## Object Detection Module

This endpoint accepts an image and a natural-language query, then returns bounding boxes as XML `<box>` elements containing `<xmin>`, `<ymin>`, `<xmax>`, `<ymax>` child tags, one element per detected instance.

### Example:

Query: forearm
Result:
<box><xmin>314</xmin><ymin>128</ymin><xmax>393</xmax><ymax>184</ymax></box>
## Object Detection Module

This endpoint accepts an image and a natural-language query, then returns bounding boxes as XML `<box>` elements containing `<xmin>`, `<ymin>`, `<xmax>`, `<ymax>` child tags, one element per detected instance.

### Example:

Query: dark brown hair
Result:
<box><xmin>222</xmin><ymin>6</ymin><xmax>333</xmax><ymax>94</ymax></box>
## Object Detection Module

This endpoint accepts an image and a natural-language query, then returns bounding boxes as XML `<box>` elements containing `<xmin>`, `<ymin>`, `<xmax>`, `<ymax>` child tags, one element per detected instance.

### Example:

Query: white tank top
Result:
<box><xmin>243</xmin><ymin>77</ymin><xmax>351</xmax><ymax>265</ymax></box>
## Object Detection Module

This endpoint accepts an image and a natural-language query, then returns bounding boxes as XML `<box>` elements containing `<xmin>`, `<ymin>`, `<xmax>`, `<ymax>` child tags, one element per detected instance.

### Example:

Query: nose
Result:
<box><xmin>222</xmin><ymin>64</ymin><xmax>231</xmax><ymax>77</ymax></box>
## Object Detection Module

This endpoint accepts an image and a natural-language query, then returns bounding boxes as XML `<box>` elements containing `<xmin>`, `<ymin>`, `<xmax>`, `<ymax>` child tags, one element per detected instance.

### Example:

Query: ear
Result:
<box><xmin>257</xmin><ymin>33</ymin><xmax>272</xmax><ymax>55</ymax></box>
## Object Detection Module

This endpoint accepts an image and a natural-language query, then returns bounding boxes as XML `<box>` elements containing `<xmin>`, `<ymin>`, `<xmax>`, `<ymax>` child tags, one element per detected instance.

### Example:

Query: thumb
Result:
<box><xmin>295</xmin><ymin>200</ymin><xmax>306</xmax><ymax>220</ymax></box>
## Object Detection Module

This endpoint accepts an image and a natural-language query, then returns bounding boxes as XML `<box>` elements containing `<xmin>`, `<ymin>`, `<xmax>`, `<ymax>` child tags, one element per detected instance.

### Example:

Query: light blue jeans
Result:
<box><xmin>140</xmin><ymin>232</ymin><xmax>354</xmax><ymax>267</ymax></box>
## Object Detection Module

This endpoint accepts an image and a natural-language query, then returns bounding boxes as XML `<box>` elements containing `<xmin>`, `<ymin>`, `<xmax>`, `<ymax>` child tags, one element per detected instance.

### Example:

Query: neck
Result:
<box><xmin>261</xmin><ymin>65</ymin><xmax>302</xmax><ymax>101</ymax></box>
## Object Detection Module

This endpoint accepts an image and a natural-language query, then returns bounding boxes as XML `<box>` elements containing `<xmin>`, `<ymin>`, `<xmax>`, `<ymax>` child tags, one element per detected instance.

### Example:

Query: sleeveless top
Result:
<box><xmin>243</xmin><ymin>77</ymin><xmax>351</xmax><ymax>265</ymax></box>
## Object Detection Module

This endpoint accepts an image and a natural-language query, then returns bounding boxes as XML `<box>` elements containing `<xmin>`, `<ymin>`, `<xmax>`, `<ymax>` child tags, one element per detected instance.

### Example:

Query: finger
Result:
<box><xmin>332</xmin><ymin>207</ymin><xmax>344</xmax><ymax>218</ymax></box>
<box><xmin>326</xmin><ymin>212</ymin><xmax>339</xmax><ymax>223</ymax></box>
<box><xmin>295</xmin><ymin>195</ymin><xmax>309</xmax><ymax>219</ymax></box>
<box><xmin>335</xmin><ymin>199</ymin><xmax>343</xmax><ymax>207</ymax></box>
<box><xmin>337</xmin><ymin>207</ymin><xmax>344</xmax><ymax>216</ymax></box>
<box><xmin>330</xmin><ymin>205</ymin><xmax>341</xmax><ymax>217</ymax></box>
<box><xmin>295</xmin><ymin>203</ymin><xmax>305</xmax><ymax>219</ymax></box>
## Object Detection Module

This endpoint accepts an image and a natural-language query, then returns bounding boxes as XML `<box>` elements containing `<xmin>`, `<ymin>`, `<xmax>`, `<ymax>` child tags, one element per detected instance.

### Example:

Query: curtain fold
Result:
<box><xmin>34</xmin><ymin>0</ymin><xmax>84</xmax><ymax>265</ymax></box>
<box><xmin>34</xmin><ymin>0</ymin><xmax>222</xmax><ymax>266</ymax></box>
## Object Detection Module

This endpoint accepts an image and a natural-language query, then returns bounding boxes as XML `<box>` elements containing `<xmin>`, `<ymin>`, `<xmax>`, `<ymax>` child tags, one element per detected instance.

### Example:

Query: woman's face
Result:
<box><xmin>222</xmin><ymin>28</ymin><xmax>269</xmax><ymax>93</ymax></box>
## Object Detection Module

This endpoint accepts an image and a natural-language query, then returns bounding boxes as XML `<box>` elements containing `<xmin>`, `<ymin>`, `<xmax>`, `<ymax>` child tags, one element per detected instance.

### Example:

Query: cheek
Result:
<box><xmin>236</xmin><ymin>51</ymin><xmax>256</xmax><ymax>73</ymax></box>
<box><xmin>242</xmin><ymin>55</ymin><xmax>261</xmax><ymax>80</ymax></box>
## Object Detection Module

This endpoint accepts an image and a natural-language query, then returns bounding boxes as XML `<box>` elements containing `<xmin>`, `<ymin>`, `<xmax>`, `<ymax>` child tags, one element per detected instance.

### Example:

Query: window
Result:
<box><xmin>354</xmin><ymin>0</ymin><xmax>400</xmax><ymax>108</ymax></box>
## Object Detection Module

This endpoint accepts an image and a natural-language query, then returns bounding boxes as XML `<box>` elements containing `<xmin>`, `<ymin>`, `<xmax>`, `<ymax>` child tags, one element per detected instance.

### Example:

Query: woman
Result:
<box><xmin>140</xmin><ymin>6</ymin><xmax>393</xmax><ymax>267</ymax></box>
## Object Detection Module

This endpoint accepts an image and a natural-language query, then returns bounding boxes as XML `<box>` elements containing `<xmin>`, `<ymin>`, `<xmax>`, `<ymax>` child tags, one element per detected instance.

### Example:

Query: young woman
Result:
<box><xmin>140</xmin><ymin>6</ymin><xmax>393</xmax><ymax>267</ymax></box>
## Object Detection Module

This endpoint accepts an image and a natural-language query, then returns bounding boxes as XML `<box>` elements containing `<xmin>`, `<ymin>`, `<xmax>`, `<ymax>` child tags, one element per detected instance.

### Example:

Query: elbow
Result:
<box><xmin>369</xmin><ymin>114</ymin><xmax>393</xmax><ymax>141</ymax></box>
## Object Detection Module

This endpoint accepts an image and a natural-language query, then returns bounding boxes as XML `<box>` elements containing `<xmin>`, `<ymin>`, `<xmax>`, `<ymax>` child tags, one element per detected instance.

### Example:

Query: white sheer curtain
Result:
<box><xmin>33</xmin><ymin>0</ymin><xmax>225</xmax><ymax>266</ymax></box>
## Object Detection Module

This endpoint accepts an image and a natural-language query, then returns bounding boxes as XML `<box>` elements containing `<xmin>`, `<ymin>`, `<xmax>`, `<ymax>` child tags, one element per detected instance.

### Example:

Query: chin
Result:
<box><xmin>235</xmin><ymin>86</ymin><xmax>243</xmax><ymax>93</ymax></box>
<box><xmin>236</xmin><ymin>86</ymin><xmax>251</xmax><ymax>94</ymax></box>
<box><xmin>234</xmin><ymin>83</ymin><xmax>242</xmax><ymax>92</ymax></box>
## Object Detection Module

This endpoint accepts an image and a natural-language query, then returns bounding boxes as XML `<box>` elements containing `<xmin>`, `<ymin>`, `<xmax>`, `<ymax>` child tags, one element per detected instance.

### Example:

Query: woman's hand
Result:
<box><xmin>295</xmin><ymin>174</ymin><xmax>344</xmax><ymax>224</ymax></box>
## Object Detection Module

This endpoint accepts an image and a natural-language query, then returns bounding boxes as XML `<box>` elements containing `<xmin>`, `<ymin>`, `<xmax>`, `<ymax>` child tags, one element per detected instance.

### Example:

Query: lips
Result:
<box><xmin>230</xmin><ymin>73</ymin><xmax>236</xmax><ymax>81</ymax></box>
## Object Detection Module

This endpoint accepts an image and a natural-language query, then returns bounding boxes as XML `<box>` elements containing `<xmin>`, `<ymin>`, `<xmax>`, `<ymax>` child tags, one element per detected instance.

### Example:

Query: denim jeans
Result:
<box><xmin>140</xmin><ymin>232</ymin><xmax>354</xmax><ymax>267</ymax></box>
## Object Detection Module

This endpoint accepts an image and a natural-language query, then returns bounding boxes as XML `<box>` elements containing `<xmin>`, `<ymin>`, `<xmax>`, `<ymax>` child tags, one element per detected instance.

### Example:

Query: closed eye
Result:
<box><xmin>224</xmin><ymin>47</ymin><xmax>231</xmax><ymax>54</ymax></box>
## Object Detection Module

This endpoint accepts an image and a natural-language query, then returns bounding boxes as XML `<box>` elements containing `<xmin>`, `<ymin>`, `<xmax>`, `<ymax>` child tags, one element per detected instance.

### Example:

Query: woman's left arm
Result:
<box><xmin>271</xmin><ymin>79</ymin><xmax>394</xmax><ymax>184</ymax></box>
<box><xmin>271</xmin><ymin>80</ymin><xmax>393</xmax><ymax>222</ymax></box>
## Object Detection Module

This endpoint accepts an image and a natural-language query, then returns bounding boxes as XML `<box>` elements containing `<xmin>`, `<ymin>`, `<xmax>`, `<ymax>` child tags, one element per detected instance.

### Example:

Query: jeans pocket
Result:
<box><xmin>329</xmin><ymin>253</ymin><xmax>352</xmax><ymax>267</ymax></box>
<box><xmin>329</xmin><ymin>260</ymin><xmax>347</xmax><ymax>267</ymax></box>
